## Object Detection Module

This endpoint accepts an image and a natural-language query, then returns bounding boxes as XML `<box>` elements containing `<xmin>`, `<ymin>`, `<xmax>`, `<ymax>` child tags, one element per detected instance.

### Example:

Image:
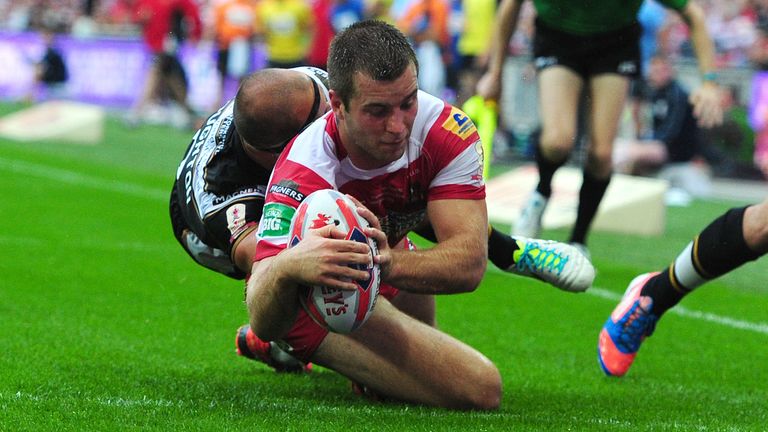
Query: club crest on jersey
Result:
<box><xmin>442</xmin><ymin>107</ymin><xmax>477</xmax><ymax>140</ymax></box>
<box><xmin>226</xmin><ymin>203</ymin><xmax>247</xmax><ymax>236</ymax></box>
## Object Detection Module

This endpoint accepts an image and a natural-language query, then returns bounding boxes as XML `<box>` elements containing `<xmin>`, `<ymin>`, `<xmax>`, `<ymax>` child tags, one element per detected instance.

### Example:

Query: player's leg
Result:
<box><xmin>414</xmin><ymin>224</ymin><xmax>595</xmax><ymax>292</ymax></box>
<box><xmin>312</xmin><ymin>299</ymin><xmax>502</xmax><ymax>410</ymax></box>
<box><xmin>743</xmin><ymin>197</ymin><xmax>768</xmax><ymax>253</ymax></box>
<box><xmin>514</xmin><ymin>67</ymin><xmax>583</xmax><ymax>238</ymax></box>
<box><xmin>570</xmin><ymin>74</ymin><xmax>629</xmax><ymax>249</ymax></box>
<box><xmin>599</xmin><ymin>201</ymin><xmax>767</xmax><ymax>376</ymax></box>
<box><xmin>390</xmin><ymin>291</ymin><xmax>436</xmax><ymax>327</ymax></box>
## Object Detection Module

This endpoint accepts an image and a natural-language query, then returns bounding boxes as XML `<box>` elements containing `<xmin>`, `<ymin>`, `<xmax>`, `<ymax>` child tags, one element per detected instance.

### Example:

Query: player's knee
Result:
<box><xmin>540</xmin><ymin>129</ymin><xmax>576</xmax><ymax>159</ymax></box>
<box><xmin>585</xmin><ymin>148</ymin><xmax>614</xmax><ymax>177</ymax></box>
<box><xmin>457</xmin><ymin>363</ymin><xmax>502</xmax><ymax>410</ymax></box>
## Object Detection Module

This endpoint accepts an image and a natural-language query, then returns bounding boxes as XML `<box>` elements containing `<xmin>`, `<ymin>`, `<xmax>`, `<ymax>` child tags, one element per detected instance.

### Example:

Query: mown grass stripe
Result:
<box><xmin>0</xmin><ymin>156</ymin><xmax>167</xmax><ymax>201</ymax></box>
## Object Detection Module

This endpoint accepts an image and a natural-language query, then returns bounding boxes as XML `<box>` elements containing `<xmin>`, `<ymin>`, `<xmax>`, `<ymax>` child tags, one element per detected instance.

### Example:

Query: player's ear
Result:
<box><xmin>329</xmin><ymin>90</ymin><xmax>345</xmax><ymax>116</ymax></box>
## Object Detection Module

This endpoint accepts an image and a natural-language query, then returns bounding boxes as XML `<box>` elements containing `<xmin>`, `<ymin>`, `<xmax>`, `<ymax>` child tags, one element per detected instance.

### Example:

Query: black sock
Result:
<box><xmin>639</xmin><ymin>269</ymin><xmax>683</xmax><ymax>316</ymax></box>
<box><xmin>569</xmin><ymin>170</ymin><xmax>611</xmax><ymax>245</ymax></box>
<box><xmin>534</xmin><ymin>141</ymin><xmax>566</xmax><ymax>198</ymax></box>
<box><xmin>641</xmin><ymin>206</ymin><xmax>763</xmax><ymax>316</ymax></box>
<box><xmin>488</xmin><ymin>226</ymin><xmax>519</xmax><ymax>269</ymax></box>
<box><xmin>694</xmin><ymin>206</ymin><xmax>762</xmax><ymax>277</ymax></box>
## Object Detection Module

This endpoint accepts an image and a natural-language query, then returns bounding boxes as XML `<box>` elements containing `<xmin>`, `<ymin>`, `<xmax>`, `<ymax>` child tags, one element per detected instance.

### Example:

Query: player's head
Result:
<box><xmin>234</xmin><ymin>68</ymin><xmax>330</xmax><ymax>155</ymax></box>
<box><xmin>327</xmin><ymin>20</ymin><xmax>419</xmax><ymax>169</ymax></box>
<box><xmin>328</xmin><ymin>20</ymin><xmax>418</xmax><ymax>108</ymax></box>
<box><xmin>647</xmin><ymin>55</ymin><xmax>674</xmax><ymax>90</ymax></box>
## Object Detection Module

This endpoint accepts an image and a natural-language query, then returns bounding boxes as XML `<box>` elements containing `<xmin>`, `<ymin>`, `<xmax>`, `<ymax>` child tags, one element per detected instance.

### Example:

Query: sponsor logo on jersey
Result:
<box><xmin>226</xmin><ymin>203</ymin><xmax>247</xmax><ymax>237</ymax></box>
<box><xmin>269</xmin><ymin>180</ymin><xmax>305</xmax><ymax>202</ymax></box>
<box><xmin>212</xmin><ymin>187</ymin><xmax>265</xmax><ymax>205</ymax></box>
<box><xmin>177</xmin><ymin>108</ymin><xmax>227</xmax><ymax>204</ymax></box>
<box><xmin>441</xmin><ymin>107</ymin><xmax>477</xmax><ymax>140</ymax></box>
<box><xmin>259</xmin><ymin>202</ymin><xmax>295</xmax><ymax>237</ymax></box>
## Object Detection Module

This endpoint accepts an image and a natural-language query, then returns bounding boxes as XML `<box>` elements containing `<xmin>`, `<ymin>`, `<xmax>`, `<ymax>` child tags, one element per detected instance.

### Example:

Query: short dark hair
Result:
<box><xmin>328</xmin><ymin>20</ymin><xmax>418</xmax><ymax>107</ymax></box>
<box><xmin>233</xmin><ymin>69</ymin><xmax>308</xmax><ymax>151</ymax></box>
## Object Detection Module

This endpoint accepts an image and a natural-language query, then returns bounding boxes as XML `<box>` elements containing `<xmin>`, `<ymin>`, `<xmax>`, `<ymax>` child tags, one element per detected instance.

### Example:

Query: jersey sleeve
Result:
<box><xmin>254</xmin><ymin>158</ymin><xmax>333</xmax><ymax>261</ymax></box>
<box><xmin>424</xmin><ymin>103</ymin><xmax>486</xmax><ymax>201</ymax></box>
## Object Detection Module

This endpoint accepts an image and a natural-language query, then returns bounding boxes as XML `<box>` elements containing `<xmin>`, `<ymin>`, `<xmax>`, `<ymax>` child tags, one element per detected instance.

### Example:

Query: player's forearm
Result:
<box><xmin>246</xmin><ymin>256</ymin><xmax>301</xmax><ymax>341</ymax></box>
<box><xmin>681</xmin><ymin>2</ymin><xmax>717</xmax><ymax>77</ymax></box>
<box><xmin>486</xmin><ymin>0</ymin><xmax>522</xmax><ymax>75</ymax></box>
<box><xmin>384</xmin><ymin>236</ymin><xmax>487</xmax><ymax>294</ymax></box>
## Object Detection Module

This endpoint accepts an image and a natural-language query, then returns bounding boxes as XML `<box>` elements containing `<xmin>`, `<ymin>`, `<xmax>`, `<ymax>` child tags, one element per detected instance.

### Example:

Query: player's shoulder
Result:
<box><xmin>416</xmin><ymin>91</ymin><xmax>479</xmax><ymax>147</ymax></box>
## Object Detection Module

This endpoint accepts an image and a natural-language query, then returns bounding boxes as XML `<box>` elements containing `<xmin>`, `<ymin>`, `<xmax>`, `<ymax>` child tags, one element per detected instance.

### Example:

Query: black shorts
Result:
<box><xmin>532</xmin><ymin>18</ymin><xmax>641</xmax><ymax>80</ymax></box>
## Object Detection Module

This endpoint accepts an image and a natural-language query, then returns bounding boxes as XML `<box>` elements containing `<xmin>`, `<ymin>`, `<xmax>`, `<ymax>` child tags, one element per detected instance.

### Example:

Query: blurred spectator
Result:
<box><xmin>638</xmin><ymin>0</ymin><xmax>670</xmax><ymax>73</ymax></box>
<box><xmin>307</xmin><ymin>0</ymin><xmax>334</xmax><ymax>69</ymax></box>
<box><xmin>706</xmin><ymin>84</ymin><xmax>764</xmax><ymax>179</ymax></box>
<box><xmin>27</xmin><ymin>0</ymin><xmax>80</xmax><ymax>33</ymax></box>
<box><xmin>211</xmin><ymin>0</ymin><xmax>258</xmax><ymax>109</ymax></box>
<box><xmin>398</xmin><ymin>0</ymin><xmax>450</xmax><ymax>98</ymax></box>
<box><xmin>29</xmin><ymin>28</ymin><xmax>69</xmax><ymax>101</ymax></box>
<box><xmin>127</xmin><ymin>0</ymin><xmax>203</xmax><ymax>128</ymax></box>
<box><xmin>613</xmin><ymin>56</ymin><xmax>712</xmax><ymax>199</ymax></box>
<box><xmin>255</xmin><ymin>0</ymin><xmax>314</xmax><ymax>68</ymax></box>
<box><xmin>331</xmin><ymin>0</ymin><xmax>366</xmax><ymax>33</ymax></box>
<box><xmin>705</xmin><ymin>0</ymin><xmax>756</xmax><ymax>66</ymax></box>
<box><xmin>750</xmin><ymin>70</ymin><xmax>768</xmax><ymax>178</ymax></box>
<box><xmin>366</xmin><ymin>0</ymin><xmax>394</xmax><ymax>23</ymax></box>
<box><xmin>749</xmin><ymin>24</ymin><xmax>768</xmax><ymax>179</ymax></box>
<box><xmin>451</xmin><ymin>0</ymin><xmax>496</xmax><ymax>105</ymax></box>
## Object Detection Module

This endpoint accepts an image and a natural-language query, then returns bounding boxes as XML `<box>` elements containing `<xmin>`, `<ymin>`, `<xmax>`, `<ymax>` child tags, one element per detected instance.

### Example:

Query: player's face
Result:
<box><xmin>647</xmin><ymin>58</ymin><xmax>672</xmax><ymax>89</ymax></box>
<box><xmin>333</xmin><ymin>65</ymin><xmax>418</xmax><ymax>170</ymax></box>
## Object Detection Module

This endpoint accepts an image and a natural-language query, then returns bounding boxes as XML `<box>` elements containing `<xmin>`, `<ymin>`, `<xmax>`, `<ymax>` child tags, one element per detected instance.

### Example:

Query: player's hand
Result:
<box><xmin>476</xmin><ymin>70</ymin><xmax>502</xmax><ymax>102</ymax></box>
<box><xmin>345</xmin><ymin>195</ymin><xmax>393</xmax><ymax>279</ymax></box>
<box><xmin>282</xmin><ymin>224</ymin><xmax>373</xmax><ymax>290</ymax></box>
<box><xmin>690</xmin><ymin>81</ymin><xmax>723</xmax><ymax>129</ymax></box>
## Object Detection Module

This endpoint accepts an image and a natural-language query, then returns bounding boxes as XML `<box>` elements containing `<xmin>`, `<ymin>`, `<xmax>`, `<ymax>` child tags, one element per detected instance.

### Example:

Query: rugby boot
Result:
<box><xmin>236</xmin><ymin>325</ymin><xmax>312</xmax><ymax>373</ymax></box>
<box><xmin>598</xmin><ymin>273</ymin><xmax>659</xmax><ymax>377</ymax></box>
<box><xmin>507</xmin><ymin>238</ymin><xmax>595</xmax><ymax>292</ymax></box>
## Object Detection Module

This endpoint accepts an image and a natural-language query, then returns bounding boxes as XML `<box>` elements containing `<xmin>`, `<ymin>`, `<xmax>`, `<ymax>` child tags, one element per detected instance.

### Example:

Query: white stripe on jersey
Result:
<box><xmin>432</xmin><ymin>140</ymin><xmax>484</xmax><ymax>189</ymax></box>
<box><xmin>284</xmin><ymin>90</ymin><xmax>463</xmax><ymax>190</ymax></box>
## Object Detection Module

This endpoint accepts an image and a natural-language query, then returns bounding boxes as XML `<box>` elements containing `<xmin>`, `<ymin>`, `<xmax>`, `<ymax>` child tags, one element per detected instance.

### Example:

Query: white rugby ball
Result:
<box><xmin>288</xmin><ymin>189</ymin><xmax>380</xmax><ymax>334</ymax></box>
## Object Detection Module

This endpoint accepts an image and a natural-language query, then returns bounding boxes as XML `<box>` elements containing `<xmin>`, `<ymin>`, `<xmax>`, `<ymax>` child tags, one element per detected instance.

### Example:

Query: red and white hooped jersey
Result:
<box><xmin>255</xmin><ymin>90</ymin><xmax>485</xmax><ymax>261</ymax></box>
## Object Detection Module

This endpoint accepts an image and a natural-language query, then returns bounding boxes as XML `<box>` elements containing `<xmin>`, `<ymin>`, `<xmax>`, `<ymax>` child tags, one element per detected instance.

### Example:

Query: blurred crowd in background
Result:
<box><xmin>3</xmin><ymin>0</ymin><xmax>768</xmax><ymax>68</ymax></box>
<box><xmin>2</xmin><ymin>0</ymin><xmax>768</xmax><ymax>182</ymax></box>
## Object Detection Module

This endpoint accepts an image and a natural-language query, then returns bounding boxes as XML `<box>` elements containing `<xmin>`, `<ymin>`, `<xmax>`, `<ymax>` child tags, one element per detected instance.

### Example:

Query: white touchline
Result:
<box><xmin>488</xmin><ymin>265</ymin><xmax>768</xmax><ymax>336</ymax></box>
<box><xmin>0</xmin><ymin>157</ymin><xmax>167</xmax><ymax>201</ymax></box>
<box><xmin>589</xmin><ymin>287</ymin><xmax>768</xmax><ymax>335</ymax></box>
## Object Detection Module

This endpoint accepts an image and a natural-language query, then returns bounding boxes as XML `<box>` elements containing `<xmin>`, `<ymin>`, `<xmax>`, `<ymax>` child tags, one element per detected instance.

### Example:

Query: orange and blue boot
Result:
<box><xmin>598</xmin><ymin>273</ymin><xmax>659</xmax><ymax>377</ymax></box>
<box><xmin>235</xmin><ymin>325</ymin><xmax>312</xmax><ymax>373</ymax></box>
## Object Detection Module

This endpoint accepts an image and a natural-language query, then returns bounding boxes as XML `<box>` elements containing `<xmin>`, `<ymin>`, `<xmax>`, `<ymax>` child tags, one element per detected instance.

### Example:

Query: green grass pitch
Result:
<box><xmin>1</xmin><ymin>103</ymin><xmax>766</xmax><ymax>431</ymax></box>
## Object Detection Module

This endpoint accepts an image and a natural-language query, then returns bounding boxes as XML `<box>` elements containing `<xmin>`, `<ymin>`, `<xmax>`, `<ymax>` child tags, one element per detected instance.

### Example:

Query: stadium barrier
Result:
<box><xmin>0</xmin><ymin>31</ymin><xmax>267</xmax><ymax>111</ymax></box>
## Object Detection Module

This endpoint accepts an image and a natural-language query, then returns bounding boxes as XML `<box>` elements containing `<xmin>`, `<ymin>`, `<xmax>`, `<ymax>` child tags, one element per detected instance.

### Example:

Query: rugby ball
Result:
<box><xmin>288</xmin><ymin>189</ymin><xmax>380</xmax><ymax>334</ymax></box>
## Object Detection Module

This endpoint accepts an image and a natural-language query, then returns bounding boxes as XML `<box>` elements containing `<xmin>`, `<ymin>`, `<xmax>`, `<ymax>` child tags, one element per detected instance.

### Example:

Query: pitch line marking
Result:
<box><xmin>488</xmin><ymin>266</ymin><xmax>768</xmax><ymax>335</ymax></box>
<box><xmin>0</xmin><ymin>156</ymin><xmax>167</xmax><ymax>201</ymax></box>
<box><xmin>583</xmin><ymin>286</ymin><xmax>768</xmax><ymax>335</ymax></box>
